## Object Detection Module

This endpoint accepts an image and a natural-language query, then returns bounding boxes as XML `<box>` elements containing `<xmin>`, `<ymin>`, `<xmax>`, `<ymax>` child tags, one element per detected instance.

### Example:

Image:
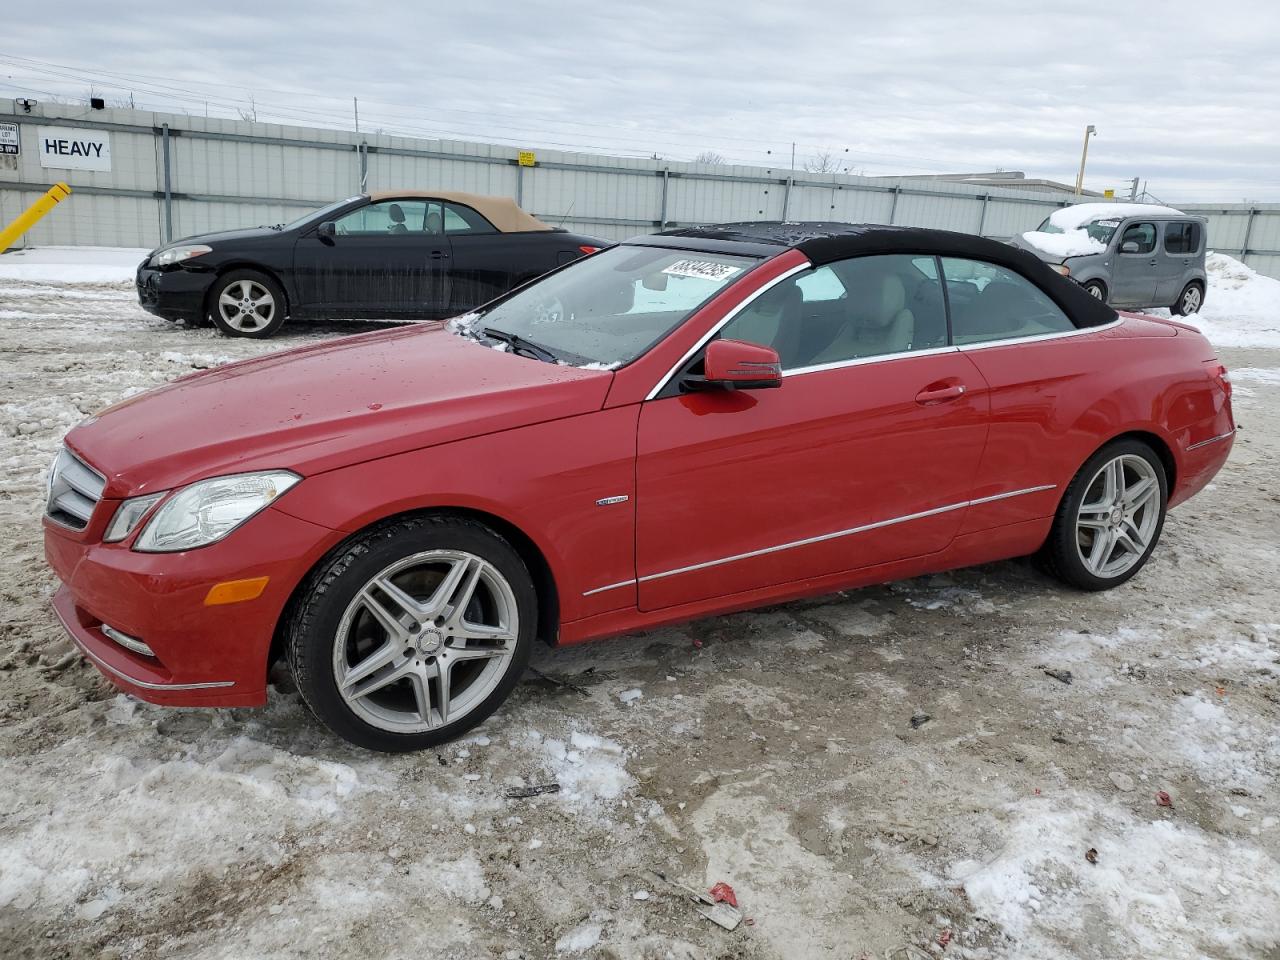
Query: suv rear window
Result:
<box><xmin>1164</xmin><ymin>221</ymin><xmax>1202</xmax><ymax>255</ymax></box>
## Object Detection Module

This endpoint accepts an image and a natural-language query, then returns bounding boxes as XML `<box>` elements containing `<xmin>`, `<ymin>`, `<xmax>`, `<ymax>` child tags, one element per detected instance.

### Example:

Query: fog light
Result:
<box><xmin>102</xmin><ymin>624</ymin><xmax>155</xmax><ymax>657</ymax></box>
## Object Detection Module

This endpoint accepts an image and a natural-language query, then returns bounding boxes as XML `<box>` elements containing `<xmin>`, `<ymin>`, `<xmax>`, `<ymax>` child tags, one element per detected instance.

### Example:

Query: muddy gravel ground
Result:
<box><xmin>1</xmin><ymin>274</ymin><xmax>1278</xmax><ymax>960</ymax></box>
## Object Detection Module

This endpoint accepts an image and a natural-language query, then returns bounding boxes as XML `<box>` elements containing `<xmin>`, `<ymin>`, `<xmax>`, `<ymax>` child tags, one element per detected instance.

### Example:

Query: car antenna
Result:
<box><xmin>557</xmin><ymin>200</ymin><xmax>576</xmax><ymax>228</ymax></box>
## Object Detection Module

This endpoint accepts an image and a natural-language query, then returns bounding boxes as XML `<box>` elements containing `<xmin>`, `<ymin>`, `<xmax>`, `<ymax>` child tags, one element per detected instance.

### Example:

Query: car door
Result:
<box><xmin>437</xmin><ymin>201</ymin><xmax>530</xmax><ymax>315</ymax></box>
<box><xmin>1159</xmin><ymin>221</ymin><xmax>1201</xmax><ymax>303</ymax></box>
<box><xmin>293</xmin><ymin>199</ymin><xmax>449</xmax><ymax>316</ymax></box>
<box><xmin>634</xmin><ymin>254</ymin><xmax>991</xmax><ymax>612</ymax></box>
<box><xmin>939</xmin><ymin>256</ymin><xmax>1095</xmax><ymax>533</ymax></box>
<box><xmin>1108</xmin><ymin>220</ymin><xmax>1158</xmax><ymax>307</ymax></box>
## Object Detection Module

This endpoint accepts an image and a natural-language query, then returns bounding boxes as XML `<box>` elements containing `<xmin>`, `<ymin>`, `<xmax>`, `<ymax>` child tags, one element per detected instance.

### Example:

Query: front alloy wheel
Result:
<box><xmin>209</xmin><ymin>269</ymin><xmax>287</xmax><ymax>338</ymax></box>
<box><xmin>288</xmin><ymin>516</ymin><xmax>537</xmax><ymax>751</ymax></box>
<box><xmin>1040</xmin><ymin>439</ymin><xmax>1168</xmax><ymax>590</ymax></box>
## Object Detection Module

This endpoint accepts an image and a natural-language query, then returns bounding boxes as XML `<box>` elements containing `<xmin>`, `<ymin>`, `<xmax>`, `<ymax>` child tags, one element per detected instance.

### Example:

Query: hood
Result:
<box><xmin>66</xmin><ymin>325</ymin><xmax>612</xmax><ymax>497</ymax></box>
<box><xmin>150</xmin><ymin>225</ymin><xmax>285</xmax><ymax>254</ymax></box>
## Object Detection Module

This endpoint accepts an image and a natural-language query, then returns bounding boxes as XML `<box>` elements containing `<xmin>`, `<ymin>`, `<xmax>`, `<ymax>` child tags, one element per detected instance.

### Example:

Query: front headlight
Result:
<box><xmin>149</xmin><ymin>244</ymin><xmax>212</xmax><ymax>268</ymax></box>
<box><xmin>104</xmin><ymin>492</ymin><xmax>165</xmax><ymax>542</ymax></box>
<box><xmin>133</xmin><ymin>470</ymin><xmax>300</xmax><ymax>553</ymax></box>
<box><xmin>1050</xmin><ymin>263</ymin><xmax>1071</xmax><ymax>277</ymax></box>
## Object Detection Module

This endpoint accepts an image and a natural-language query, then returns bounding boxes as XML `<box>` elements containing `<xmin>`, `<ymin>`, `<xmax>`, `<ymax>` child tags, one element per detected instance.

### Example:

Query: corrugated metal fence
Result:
<box><xmin>3</xmin><ymin>103</ymin><xmax>1279</xmax><ymax>281</ymax></box>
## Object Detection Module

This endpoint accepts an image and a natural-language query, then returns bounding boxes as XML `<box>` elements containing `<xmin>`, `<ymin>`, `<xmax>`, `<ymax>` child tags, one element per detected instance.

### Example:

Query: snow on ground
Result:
<box><xmin>0</xmin><ymin>246</ymin><xmax>150</xmax><ymax>284</ymax></box>
<box><xmin>1172</xmin><ymin>252</ymin><xmax>1280</xmax><ymax>349</ymax></box>
<box><xmin>1</xmin><ymin>247</ymin><xmax>1280</xmax><ymax>959</ymax></box>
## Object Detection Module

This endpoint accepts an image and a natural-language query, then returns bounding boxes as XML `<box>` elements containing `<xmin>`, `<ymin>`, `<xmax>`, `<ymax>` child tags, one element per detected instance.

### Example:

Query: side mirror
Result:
<box><xmin>698</xmin><ymin>339</ymin><xmax>782</xmax><ymax>390</ymax></box>
<box><xmin>1120</xmin><ymin>240</ymin><xmax>1139</xmax><ymax>254</ymax></box>
<box><xmin>317</xmin><ymin>220</ymin><xmax>337</xmax><ymax>243</ymax></box>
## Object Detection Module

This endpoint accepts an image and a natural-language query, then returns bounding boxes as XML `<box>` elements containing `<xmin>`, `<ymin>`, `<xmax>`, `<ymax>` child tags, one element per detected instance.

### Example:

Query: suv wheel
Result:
<box><xmin>287</xmin><ymin>515</ymin><xmax>537</xmax><ymax>752</ymax></box>
<box><xmin>1171</xmin><ymin>282</ymin><xmax>1204</xmax><ymax>316</ymax></box>
<box><xmin>1083</xmin><ymin>280</ymin><xmax>1107</xmax><ymax>302</ymax></box>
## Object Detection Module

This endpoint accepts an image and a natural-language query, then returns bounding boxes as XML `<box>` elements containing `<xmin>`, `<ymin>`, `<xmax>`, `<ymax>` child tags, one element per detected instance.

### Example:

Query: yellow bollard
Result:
<box><xmin>0</xmin><ymin>182</ymin><xmax>73</xmax><ymax>254</ymax></box>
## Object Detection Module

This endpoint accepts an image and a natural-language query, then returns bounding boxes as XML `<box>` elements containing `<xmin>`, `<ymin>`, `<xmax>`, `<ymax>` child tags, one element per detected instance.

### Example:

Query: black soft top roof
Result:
<box><xmin>633</xmin><ymin>221</ymin><xmax>1119</xmax><ymax>329</ymax></box>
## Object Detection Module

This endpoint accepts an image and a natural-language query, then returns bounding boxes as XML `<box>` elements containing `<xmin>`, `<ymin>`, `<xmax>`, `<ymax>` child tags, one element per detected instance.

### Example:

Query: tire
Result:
<box><xmin>287</xmin><ymin>515</ymin><xmax>537</xmax><ymax>752</ymax></box>
<box><xmin>1171</xmin><ymin>281</ymin><xmax>1204</xmax><ymax>316</ymax></box>
<box><xmin>1082</xmin><ymin>280</ymin><xmax>1107</xmax><ymax>302</ymax></box>
<box><xmin>1040</xmin><ymin>438</ymin><xmax>1168</xmax><ymax>591</ymax></box>
<box><xmin>208</xmin><ymin>269</ymin><xmax>287</xmax><ymax>338</ymax></box>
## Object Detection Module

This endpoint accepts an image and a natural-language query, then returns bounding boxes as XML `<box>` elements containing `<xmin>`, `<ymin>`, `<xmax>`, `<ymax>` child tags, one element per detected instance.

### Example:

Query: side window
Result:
<box><xmin>718</xmin><ymin>254</ymin><xmax>948</xmax><ymax>370</ymax></box>
<box><xmin>443</xmin><ymin>203</ymin><xmax>498</xmax><ymax>235</ymax></box>
<box><xmin>941</xmin><ymin>258</ymin><xmax>1075</xmax><ymax>345</ymax></box>
<box><xmin>1119</xmin><ymin>222</ymin><xmax>1157</xmax><ymax>254</ymax></box>
<box><xmin>1164</xmin><ymin>221</ymin><xmax>1202</xmax><ymax>255</ymax></box>
<box><xmin>334</xmin><ymin>200</ymin><xmax>431</xmax><ymax>236</ymax></box>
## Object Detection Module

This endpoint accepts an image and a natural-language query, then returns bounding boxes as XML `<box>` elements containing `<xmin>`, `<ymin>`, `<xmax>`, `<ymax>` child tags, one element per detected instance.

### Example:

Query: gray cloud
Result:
<box><xmin>4</xmin><ymin>0</ymin><xmax>1278</xmax><ymax>200</ymax></box>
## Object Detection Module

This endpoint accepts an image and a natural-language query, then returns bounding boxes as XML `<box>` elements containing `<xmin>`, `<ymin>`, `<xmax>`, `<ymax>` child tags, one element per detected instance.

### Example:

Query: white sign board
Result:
<box><xmin>37</xmin><ymin>126</ymin><xmax>111</xmax><ymax>171</ymax></box>
<box><xmin>0</xmin><ymin>122</ymin><xmax>18</xmax><ymax>156</ymax></box>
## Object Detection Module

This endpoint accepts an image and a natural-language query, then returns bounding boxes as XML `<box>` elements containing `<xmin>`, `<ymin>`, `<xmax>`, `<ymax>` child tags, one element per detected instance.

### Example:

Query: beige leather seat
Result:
<box><xmin>810</xmin><ymin>273</ymin><xmax>914</xmax><ymax>363</ymax></box>
<box><xmin>722</xmin><ymin>284</ymin><xmax>802</xmax><ymax>366</ymax></box>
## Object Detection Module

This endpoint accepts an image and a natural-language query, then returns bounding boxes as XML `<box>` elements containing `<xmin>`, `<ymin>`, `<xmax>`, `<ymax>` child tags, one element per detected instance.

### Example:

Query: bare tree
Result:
<box><xmin>694</xmin><ymin>150</ymin><xmax>725</xmax><ymax>165</ymax></box>
<box><xmin>237</xmin><ymin>96</ymin><xmax>258</xmax><ymax>122</ymax></box>
<box><xmin>803</xmin><ymin>150</ymin><xmax>840</xmax><ymax>174</ymax></box>
<box><xmin>109</xmin><ymin>92</ymin><xmax>136</xmax><ymax>109</ymax></box>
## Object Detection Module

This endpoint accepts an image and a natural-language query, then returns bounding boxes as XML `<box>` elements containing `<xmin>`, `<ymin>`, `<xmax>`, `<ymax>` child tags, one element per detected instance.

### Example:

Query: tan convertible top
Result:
<box><xmin>365</xmin><ymin>190</ymin><xmax>553</xmax><ymax>233</ymax></box>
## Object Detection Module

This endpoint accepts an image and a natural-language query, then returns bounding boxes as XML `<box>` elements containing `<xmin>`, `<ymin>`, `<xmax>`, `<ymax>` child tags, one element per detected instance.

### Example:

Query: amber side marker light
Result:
<box><xmin>204</xmin><ymin>576</ymin><xmax>270</xmax><ymax>606</ymax></box>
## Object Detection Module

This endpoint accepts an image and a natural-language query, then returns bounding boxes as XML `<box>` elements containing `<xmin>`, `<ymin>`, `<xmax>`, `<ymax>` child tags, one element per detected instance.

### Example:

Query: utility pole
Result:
<box><xmin>1074</xmin><ymin>124</ymin><xmax>1096</xmax><ymax>195</ymax></box>
<box><xmin>353</xmin><ymin>97</ymin><xmax>360</xmax><ymax>134</ymax></box>
<box><xmin>790</xmin><ymin>142</ymin><xmax>795</xmax><ymax>173</ymax></box>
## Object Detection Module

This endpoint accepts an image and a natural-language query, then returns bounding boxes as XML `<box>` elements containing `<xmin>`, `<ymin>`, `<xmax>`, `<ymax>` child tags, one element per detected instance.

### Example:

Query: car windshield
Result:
<box><xmin>453</xmin><ymin>245</ymin><xmax>758</xmax><ymax>368</ymax></box>
<box><xmin>1035</xmin><ymin>216</ymin><xmax>1122</xmax><ymax>244</ymax></box>
<box><xmin>281</xmin><ymin>197</ymin><xmax>363</xmax><ymax>231</ymax></box>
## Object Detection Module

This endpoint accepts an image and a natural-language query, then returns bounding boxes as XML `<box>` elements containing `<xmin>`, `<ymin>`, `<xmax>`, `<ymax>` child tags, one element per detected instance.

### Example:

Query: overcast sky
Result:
<box><xmin>4</xmin><ymin>1</ymin><xmax>1278</xmax><ymax>201</ymax></box>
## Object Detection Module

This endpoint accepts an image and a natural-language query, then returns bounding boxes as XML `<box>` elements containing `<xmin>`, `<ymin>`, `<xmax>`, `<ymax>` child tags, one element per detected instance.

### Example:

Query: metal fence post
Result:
<box><xmin>781</xmin><ymin>175</ymin><xmax>793</xmax><ymax>221</ymax></box>
<box><xmin>358</xmin><ymin>142</ymin><xmax>368</xmax><ymax>193</ymax></box>
<box><xmin>161</xmin><ymin>123</ymin><xmax>173</xmax><ymax>244</ymax></box>
<box><xmin>659</xmin><ymin>167</ymin><xmax>669</xmax><ymax>227</ymax></box>
<box><xmin>1240</xmin><ymin>207</ymin><xmax>1257</xmax><ymax>262</ymax></box>
<box><xmin>887</xmin><ymin>186</ymin><xmax>900</xmax><ymax>225</ymax></box>
<box><xmin>977</xmin><ymin>193</ymin><xmax>990</xmax><ymax>237</ymax></box>
<box><xmin>515</xmin><ymin>163</ymin><xmax>524</xmax><ymax>206</ymax></box>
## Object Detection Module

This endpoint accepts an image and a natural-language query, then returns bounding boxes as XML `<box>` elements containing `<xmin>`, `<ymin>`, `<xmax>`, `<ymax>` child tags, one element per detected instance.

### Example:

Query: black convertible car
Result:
<box><xmin>136</xmin><ymin>191</ymin><xmax>607</xmax><ymax>338</ymax></box>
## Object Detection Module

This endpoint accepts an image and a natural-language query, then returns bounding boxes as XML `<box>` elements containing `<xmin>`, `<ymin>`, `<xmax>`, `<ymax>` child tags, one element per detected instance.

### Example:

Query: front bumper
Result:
<box><xmin>136</xmin><ymin>261</ymin><xmax>213</xmax><ymax>322</ymax></box>
<box><xmin>45</xmin><ymin>505</ymin><xmax>344</xmax><ymax>707</ymax></box>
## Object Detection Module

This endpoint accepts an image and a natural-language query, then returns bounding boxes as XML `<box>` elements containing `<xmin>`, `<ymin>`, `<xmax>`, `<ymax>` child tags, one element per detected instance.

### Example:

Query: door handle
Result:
<box><xmin>430</xmin><ymin>250</ymin><xmax>450</xmax><ymax>260</ymax></box>
<box><xmin>1148</xmin><ymin>259</ymin><xmax>1158</xmax><ymax>267</ymax></box>
<box><xmin>915</xmin><ymin>383</ymin><xmax>967</xmax><ymax>405</ymax></box>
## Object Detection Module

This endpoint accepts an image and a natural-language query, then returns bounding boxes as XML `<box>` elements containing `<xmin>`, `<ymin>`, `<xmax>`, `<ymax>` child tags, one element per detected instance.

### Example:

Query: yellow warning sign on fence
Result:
<box><xmin>517</xmin><ymin>151</ymin><xmax>537</xmax><ymax>167</ymax></box>
<box><xmin>1103</xmin><ymin>188</ymin><xmax>1115</xmax><ymax>198</ymax></box>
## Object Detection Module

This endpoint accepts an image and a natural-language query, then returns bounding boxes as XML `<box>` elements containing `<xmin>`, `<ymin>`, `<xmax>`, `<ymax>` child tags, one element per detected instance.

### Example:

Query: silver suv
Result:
<box><xmin>1013</xmin><ymin>204</ymin><xmax>1208</xmax><ymax>315</ymax></box>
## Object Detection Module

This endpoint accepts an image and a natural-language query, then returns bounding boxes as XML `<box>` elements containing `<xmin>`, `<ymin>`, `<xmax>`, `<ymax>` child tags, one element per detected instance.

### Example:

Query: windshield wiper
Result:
<box><xmin>481</xmin><ymin>327</ymin><xmax>561</xmax><ymax>364</ymax></box>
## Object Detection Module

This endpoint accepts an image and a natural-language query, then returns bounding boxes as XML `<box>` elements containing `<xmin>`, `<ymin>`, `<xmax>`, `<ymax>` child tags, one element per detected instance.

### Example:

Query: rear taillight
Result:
<box><xmin>578</xmin><ymin>245</ymin><xmax>601</xmax><ymax>255</ymax></box>
<box><xmin>1205</xmin><ymin>361</ymin><xmax>1232</xmax><ymax>399</ymax></box>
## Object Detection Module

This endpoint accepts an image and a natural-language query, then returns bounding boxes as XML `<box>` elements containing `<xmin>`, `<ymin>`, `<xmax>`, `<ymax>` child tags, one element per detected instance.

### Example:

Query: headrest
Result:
<box><xmin>388</xmin><ymin>203</ymin><xmax>405</xmax><ymax>223</ymax></box>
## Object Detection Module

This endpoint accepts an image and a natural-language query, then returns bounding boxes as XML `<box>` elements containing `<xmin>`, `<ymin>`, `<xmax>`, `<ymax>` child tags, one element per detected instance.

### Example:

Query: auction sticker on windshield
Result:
<box><xmin>662</xmin><ymin>259</ymin><xmax>742</xmax><ymax>282</ymax></box>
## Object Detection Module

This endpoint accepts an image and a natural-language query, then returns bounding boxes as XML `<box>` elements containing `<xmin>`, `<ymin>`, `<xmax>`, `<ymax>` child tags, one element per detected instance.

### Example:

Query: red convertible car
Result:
<box><xmin>44</xmin><ymin>222</ymin><xmax>1235</xmax><ymax>751</ymax></box>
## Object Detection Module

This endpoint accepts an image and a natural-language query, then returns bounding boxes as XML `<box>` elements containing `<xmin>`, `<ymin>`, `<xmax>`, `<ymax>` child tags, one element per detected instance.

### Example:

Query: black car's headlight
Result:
<box><xmin>149</xmin><ymin>244</ymin><xmax>212</xmax><ymax>268</ymax></box>
<box><xmin>132</xmin><ymin>470</ymin><xmax>300</xmax><ymax>552</ymax></box>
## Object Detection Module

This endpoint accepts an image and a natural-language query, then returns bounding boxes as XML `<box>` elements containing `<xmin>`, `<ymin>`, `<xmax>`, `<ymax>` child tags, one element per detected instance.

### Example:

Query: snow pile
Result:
<box><xmin>954</xmin><ymin>796</ymin><xmax>1280</xmax><ymax>957</ymax></box>
<box><xmin>1019</xmin><ymin>229</ymin><xmax>1105</xmax><ymax>259</ymax></box>
<box><xmin>1048</xmin><ymin>202</ymin><xmax>1185</xmax><ymax>231</ymax></box>
<box><xmin>1174</xmin><ymin>252</ymin><xmax>1280</xmax><ymax>349</ymax></box>
<box><xmin>0</xmin><ymin>246</ymin><xmax>149</xmax><ymax>284</ymax></box>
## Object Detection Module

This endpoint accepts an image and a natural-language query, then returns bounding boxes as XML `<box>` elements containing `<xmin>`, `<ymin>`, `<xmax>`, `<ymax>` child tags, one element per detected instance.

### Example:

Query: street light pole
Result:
<box><xmin>1074</xmin><ymin>125</ymin><xmax>1097</xmax><ymax>195</ymax></box>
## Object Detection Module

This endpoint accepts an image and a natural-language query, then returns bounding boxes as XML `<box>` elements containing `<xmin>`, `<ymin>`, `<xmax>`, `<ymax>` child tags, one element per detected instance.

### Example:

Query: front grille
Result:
<box><xmin>46</xmin><ymin>448</ymin><xmax>106</xmax><ymax>530</ymax></box>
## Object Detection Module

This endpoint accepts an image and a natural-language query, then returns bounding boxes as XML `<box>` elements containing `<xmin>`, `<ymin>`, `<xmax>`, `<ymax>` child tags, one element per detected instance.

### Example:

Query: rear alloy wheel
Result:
<box><xmin>210</xmin><ymin>269</ymin><xmax>286</xmax><ymax>338</ymax></box>
<box><xmin>288</xmin><ymin>516</ymin><xmax>536</xmax><ymax>751</ymax></box>
<box><xmin>1172</xmin><ymin>282</ymin><xmax>1204</xmax><ymax>316</ymax></box>
<box><xmin>1083</xmin><ymin>280</ymin><xmax>1107</xmax><ymax>302</ymax></box>
<box><xmin>1040</xmin><ymin>439</ymin><xmax>1167</xmax><ymax>591</ymax></box>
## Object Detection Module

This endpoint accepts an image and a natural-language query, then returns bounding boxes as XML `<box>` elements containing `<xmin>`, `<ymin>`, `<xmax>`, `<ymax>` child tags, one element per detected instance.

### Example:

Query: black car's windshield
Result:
<box><xmin>453</xmin><ymin>245</ymin><xmax>757</xmax><ymax>368</ymax></box>
<box><xmin>282</xmin><ymin>197</ymin><xmax>363</xmax><ymax>232</ymax></box>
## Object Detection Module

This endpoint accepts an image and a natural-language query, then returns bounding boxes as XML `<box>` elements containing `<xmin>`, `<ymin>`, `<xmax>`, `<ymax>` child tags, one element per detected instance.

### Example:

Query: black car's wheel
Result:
<box><xmin>1040</xmin><ymin>438</ymin><xmax>1168</xmax><ymax>591</ymax></box>
<box><xmin>1082</xmin><ymin>280</ymin><xmax>1107</xmax><ymax>302</ymax></box>
<box><xmin>1171</xmin><ymin>281</ymin><xmax>1204</xmax><ymax>316</ymax></box>
<box><xmin>209</xmin><ymin>269</ymin><xmax>287</xmax><ymax>338</ymax></box>
<box><xmin>287</xmin><ymin>515</ymin><xmax>537</xmax><ymax>752</ymax></box>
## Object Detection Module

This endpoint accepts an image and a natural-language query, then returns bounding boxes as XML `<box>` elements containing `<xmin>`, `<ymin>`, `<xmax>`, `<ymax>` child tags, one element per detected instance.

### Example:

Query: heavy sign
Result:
<box><xmin>37</xmin><ymin>126</ymin><xmax>111</xmax><ymax>171</ymax></box>
<box><xmin>0</xmin><ymin>122</ymin><xmax>18</xmax><ymax>155</ymax></box>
